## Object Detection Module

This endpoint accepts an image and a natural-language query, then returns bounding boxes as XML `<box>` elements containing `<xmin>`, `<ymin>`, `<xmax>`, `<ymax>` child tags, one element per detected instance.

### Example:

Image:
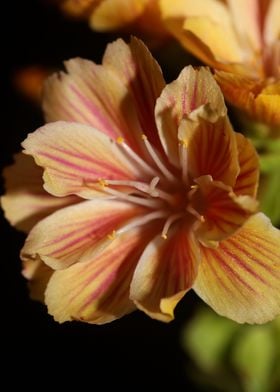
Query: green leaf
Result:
<box><xmin>181</xmin><ymin>307</ymin><xmax>238</xmax><ymax>373</ymax></box>
<box><xmin>231</xmin><ymin>326</ymin><xmax>275</xmax><ymax>392</ymax></box>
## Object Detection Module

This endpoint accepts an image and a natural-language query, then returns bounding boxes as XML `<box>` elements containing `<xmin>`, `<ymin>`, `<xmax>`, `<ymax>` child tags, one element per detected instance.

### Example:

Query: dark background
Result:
<box><xmin>1</xmin><ymin>1</ymin><xmax>201</xmax><ymax>388</ymax></box>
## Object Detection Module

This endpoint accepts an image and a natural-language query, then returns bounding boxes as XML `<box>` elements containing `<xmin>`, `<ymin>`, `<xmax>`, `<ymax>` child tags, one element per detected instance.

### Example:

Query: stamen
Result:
<box><xmin>116</xmin><ymin>137</ymin><xmax>159</xmax><ymax>177</ymax></box>
<box><xmin>107</xmin><ymin>230</ymin><xmax>116</xmax><ymax>240</ymax></box>
<box><xmin>117</xmin><ymin>210</ymin><xmax>168</xmax><ymax>235</ymax></box>
<box><xmin>142</xmin><ymin>134</ymin><xmax>177</xmax><ymax>183</ymax></box>
<box><xmin>101</xmin><ymin>185</ymin><xmax>162</xmax><ymax>208</ymax></box>
<box><xmin>161</xmin><ymin>212</ymin><xmax>184</xmax><ymax>239</ymax></box>
<box><xmin>187</xmin><ymin>205</ymin><xmax>205</xmax><ymax>222</ymax></box>
<box><xmin>179</xmin><ymin>141</ymin><xmax>189</xmax><ymax>185</ymax></box>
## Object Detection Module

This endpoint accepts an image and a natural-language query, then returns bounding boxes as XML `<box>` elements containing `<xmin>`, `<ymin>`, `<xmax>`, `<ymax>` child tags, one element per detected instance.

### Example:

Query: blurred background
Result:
<box><xmin>2</xmin><ymin>2</ymin><xmax>279</xmax><ymax>390</ymax></box>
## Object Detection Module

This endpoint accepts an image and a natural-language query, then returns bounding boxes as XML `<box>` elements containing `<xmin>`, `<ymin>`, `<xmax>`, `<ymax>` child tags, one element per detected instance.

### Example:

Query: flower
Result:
<box><xmin>160</xmin><ymin>0</ymin><xmax>280</xmax><ymax>127</ymax></box>
<box><xmin>56</xmin><ymin>0</ymin><xmax>166</xmax><ymax>40</ymax></box>
<box><xmin>3</xmin><ymin>38</ymin><xmax>280</xmax><ymax>325</ymax></box>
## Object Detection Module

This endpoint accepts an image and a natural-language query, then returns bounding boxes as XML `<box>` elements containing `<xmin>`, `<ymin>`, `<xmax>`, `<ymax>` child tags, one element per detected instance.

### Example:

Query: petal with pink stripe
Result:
<box><xmin>1</xmin><ymin>153</ymin><xmax>79</xmax><ymax>232</ymax></box>
<box><xmin>21</xmin><ymin>199</ymin><xmax>146</xmax><ymax>270</ymax></box>
<box><xmin>234</xmin><ymin>133</ymin><xmax>259</xmax><ymax>197</ymax></box>
<box><xmin>130</xmin><ymin>225</ymin><xmax>200</xmax><ymax>322</ymax></box>
<box><xmin>155</xmin><ymin>66</ymin><xmax>226</xmax><ymax>167</ymax></box>
<box><xmin>103</xmin><ymin>37</ymin><xmax>165</xmax><ymax>150</ymax></box>
<box><xmin>22</xmin><ymin>121</ymin><xmax>148</xmax><ymax>198</ymax></box>
<box><xmin>193</xmin><ymin>213</ymin><xmax>280</xmax><ymax>324</ymax></box>
<box><xmin>190</xmin><ymin>175</ymin><xmax>258</xmax><ymax>245</ymax></box>
<box><xmin>180</xmin><ymin>116</ymin><xmax>239</xmax><ymax>187</ymax></box>
<box><xmin>45</xmin><ymin>227</ymin><xmax>154</xmax><ymax>324</ymax></box>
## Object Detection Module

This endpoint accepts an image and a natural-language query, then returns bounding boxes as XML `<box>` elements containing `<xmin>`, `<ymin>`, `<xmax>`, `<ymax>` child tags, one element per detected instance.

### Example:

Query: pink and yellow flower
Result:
<box><xmin>3</xmin><ymin>38</ymin><xmax>280</xmax><ymax>324</ymax></box>
<box><xmin>160</xmin><ymin>0</ymin><xmax>280</xmax><ymax>127</ymax></box>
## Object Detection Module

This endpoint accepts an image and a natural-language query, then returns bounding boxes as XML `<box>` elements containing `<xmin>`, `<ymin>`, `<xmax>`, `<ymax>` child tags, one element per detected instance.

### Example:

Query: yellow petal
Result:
<box><xmin>45</xmin><ymin>227</ymin><xmax>155</xmax><ymax>324</ymax></box>
<box><xmin>190</xmin><ymin>175</ymin><xmax>258</xmax><ymax>245</ymax></box>
<box><xmin>130</xmin><ymin>225</ymin><xmax>200</xmax><ymax>322</ymax></box>
<box><xmin>234</xmin><ymin>133</ymin><xmax>259</xmax><ymax>197</ymax></box>
<box><xmin>22</xmin><ymin>121</ymin><xmax>147</xmax><ymax>198</ymax></box>
<box><xmin>264</xmin><ymin>0</ymin><xmax>280</xmax><ymax>45</ymax></box>
<box><xmin>21</xmin><ymin>199</ymin><xmax>146</xmax><ymax>269</ymax></box>
<box><xmin>227</xmin><ymin>0</ymin><xmax>261</xmax><ymax>51</ymax></box>
<box><xmin>180</xmin><ymin>116</ymin><xmax>239</xmax><ymax>187</ymax></box>
<box><xmin>1</xmin><ymin>153</ymin><xmax>79</xmax><ymax>232</ymax></box>
<box><xmin>155</xmin><ymin>66</ymin><xmax>226</xmax><ymax>167</ymax></box>
<box><xmin>22</xmin><ymin>258</ymin><xmax>53</xmax><ymax>302</ymax></box>
<box><xmin>193</xmin><ymin>213</ymin><xmax>280</xmax><ymax>324</ymax></box>
<box><xmin>90</xmin><ymin>0</ymin><xmax>148</xmax><ymax>31</ymax></box>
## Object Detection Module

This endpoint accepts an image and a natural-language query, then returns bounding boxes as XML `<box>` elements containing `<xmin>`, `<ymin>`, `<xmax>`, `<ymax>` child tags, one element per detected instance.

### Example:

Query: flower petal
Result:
<box><xmin>155</xmin><ymin>66</ymin><xmax>226</xmax><ymax>167</ymax></box>
<box><xmin>103</xmin><ymin>37</ymin><xmax>165</xmax><ymax>151</ymax></box>
<box><xmin>193</xmin><ymin>213</ymin><xmax>280</xmax><ymax>324</ymax></box>
<box><xmin>264</xmin><ymin>0</ymin><xmax>280</xmax><ymax>45</ymax></box>
<box><xmin>1</xmin><ymin>153</ymin><xmax>79</xmax><ymax>232</ymax></box>
<box><xmin>190</xmin><ymin>175</ymin><xmax>258</xmax><ymax>245</ymax></box>
<box><xmin>179</xmin><ymin>116</ymin><xmax>239</xmax><ymax>187</ymax></box>
<box><xmin>45</xmin><ymin>227</ymin><xmax>154</xmax><ymax>324</ymax></box>
<box><xmin>234</xmin><ymin>133</ymin><xmax>259</xmax><ymax>197</ymax></box>
<box><xmin>160</xmin><ymin>0</ymin><xmax>244</xmax><ymax>67</ymax></box>
<box><xmin>22</xmin><ymin>258</ymin><xmax>53</xmax><ymax>302</ymax></box>
<box><xmin>90</xmin><ymin>0</ymin><xmax>148</xmax><ymax>31</ymax></box>
<box><xmin>227</xmin><ymin>0</ymin><xmax>261</xmax><ymax>51</ymax></box>
<box><xmin>22</xmin><ymin>121</ymin><xmax>147</xmax><ymax>198</ymax></box>
<box><xmin>130</xmin><ymin>225</ymin><xmax>200</xmax><ymax>322</ymax></box>
<box><xmin>21</xmin><ymin>199</ymin><xmax>146</xmax><ymax>270</ymax></box>
<box><xmin>43</xmin><ymin>38</ymin><xmax>165</xmax><ymax>153</ymax></box>
<box><xmin>215</xmin><ymin>72</ymin><xmax>280</xmax><ymax>126</ymax></box>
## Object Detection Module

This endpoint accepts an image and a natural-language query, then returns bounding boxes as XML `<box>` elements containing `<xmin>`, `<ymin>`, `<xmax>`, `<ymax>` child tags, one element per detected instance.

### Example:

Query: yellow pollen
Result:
<box><xmin>179</xmin><ymin>139</ymin><xmax>188</xmax><ymax>148</ymax></box>
<box><xmin>141</xmin><ymin>134</ymin><xmax>147</xmax><ymax>140</ymax></box>
<box><xmin>116</xmin><ymin>136</ymin><xmax>124</xmax><ymax>144</ymax></box>
<box><xmin>107</xmin><ymin>230</ymin><xmax>116</xmax><ymax>240</ymax></box>
<box><xmin>161</xmin><ymin>234</ymin><xmax>168</xmax><ymax>240</ymax></box>
<box><xmin>98</xmin><ymin>178</ymin><xmax>108</xmax><ymax>188</ymax></box>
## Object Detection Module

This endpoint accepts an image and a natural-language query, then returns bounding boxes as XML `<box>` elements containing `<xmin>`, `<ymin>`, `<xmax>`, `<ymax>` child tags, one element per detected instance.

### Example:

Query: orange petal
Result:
<box><xmin>234</xmin><ymin>133</ymin><xmax>259</xmax><ymax>197</ymax></box>
<box><xmin>190</xmin><ymin>175</ymin><xmax>258</xmax><ymax>245</ymax></box>
<box><xmin>1</xmin><ymin>153</ymin><xmax>79</xmax><ymax>232</ymax></box>
<box><xmin>22</xmin><ymin>121</ymin><xmax>147</xmax><ymax>198</ymax></box>
<box><xmin>130</xmin><ymin>225</ymin><xmax>200</xmax><ymax>322</ymax></box>
<box><xmin>193</xmin><ymin>213</ymin><xmax>280</xmax><ymax>324</ymax></box>
<box><xmin>180</xmin><ymin>116</ymin><xmax>239</xmax><ymax>187</ymax></box>
<box><xmin>60</xmin><ymin>0</ymin><xmax>97</xmax><ymax>18</ymax></box>
<box><xmin>45</xmin><ymin>227</ymin><xmax>154</xmax><ymax>324</ymax></box>
<box><xmin>103</xmin><ymin>37</ymin><xmax>165</xmax><ymax>151</ymax></box>
<box><xmin>155</xmin><ymin>66</ymin><xmax>226</xmax><ymax>167</ymax></box>
<box><xmin>21</xmin><ymin>199</ymin><xmax>146</xmax><ymax>269</ymax></box>
<box><xmin>215</xmin><ymin>72</ymin><xmax>280</xmax><ymax>126</ymax></box>
<box><xmin>22</xmin><ymin>258</ymin><xmax>53</xmax><ymax>302</ymax></box>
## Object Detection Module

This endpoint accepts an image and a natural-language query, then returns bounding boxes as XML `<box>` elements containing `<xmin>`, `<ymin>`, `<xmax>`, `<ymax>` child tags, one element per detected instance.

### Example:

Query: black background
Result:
<box><xmin>1</xmin><ymin>1</ymin><xmax>201</xmax><ymax>388</ymax></box>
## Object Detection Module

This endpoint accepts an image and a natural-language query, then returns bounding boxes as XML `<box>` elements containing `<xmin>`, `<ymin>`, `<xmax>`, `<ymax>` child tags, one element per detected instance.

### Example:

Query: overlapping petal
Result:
<box><xmin>215</xmin><ymin>72</ymin><xmax>280</xmax><ymax>126</ymax></box>
<box><xmin>22</xmin><ymin>121</ymin><xmax>150</xmax><ymax>198</ymax></box>
<box><xmin>193</xmin><ymin>213</ymin><xmax>280</xmax><ymax>324</ymax></box>
<box><xmin>43</xmin><ymin>38</ymin><xmax>165</xmax><ymax>153</ymax></box>
<box><xmin>130</xmin><ymin>225</ymin><xmax>200</xmax><ymax>322</ymax></box>
<box><xmin>234</xmin><ymin>133</ymin><xmax>259</xmax><ymax>197</ymax></box>
<box><xmin>155</xmin><ymin>66</ymin><xmax>226</xmax><ymax>166</ymax></box>
<box><xmin>21</xmin><ymin>199</ymin><xmax>146</xmax><ymax>269</ymax></box>
<box><xmin>180</xmin><ymin>116</ymin><xmax>239</xmax><ymax>187</ymax></box>
<box><xmin>45</xmin><ymin>227</ymin><xmax>155</xmax><ymax>324</ymax></box>
<box><xmin>190</xmin><ymin>176</ymin><xmax>258</xmax><ymax>245</ymax></box>
<box><xmin>1</xmin><ymin>153</ymin><xmax>79</xmax><ymax>232</ymax></box>
<box><xmin>22</xmin><ymin>258</ymin><xmax>53</xmax><ymax>302</ymax></box>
